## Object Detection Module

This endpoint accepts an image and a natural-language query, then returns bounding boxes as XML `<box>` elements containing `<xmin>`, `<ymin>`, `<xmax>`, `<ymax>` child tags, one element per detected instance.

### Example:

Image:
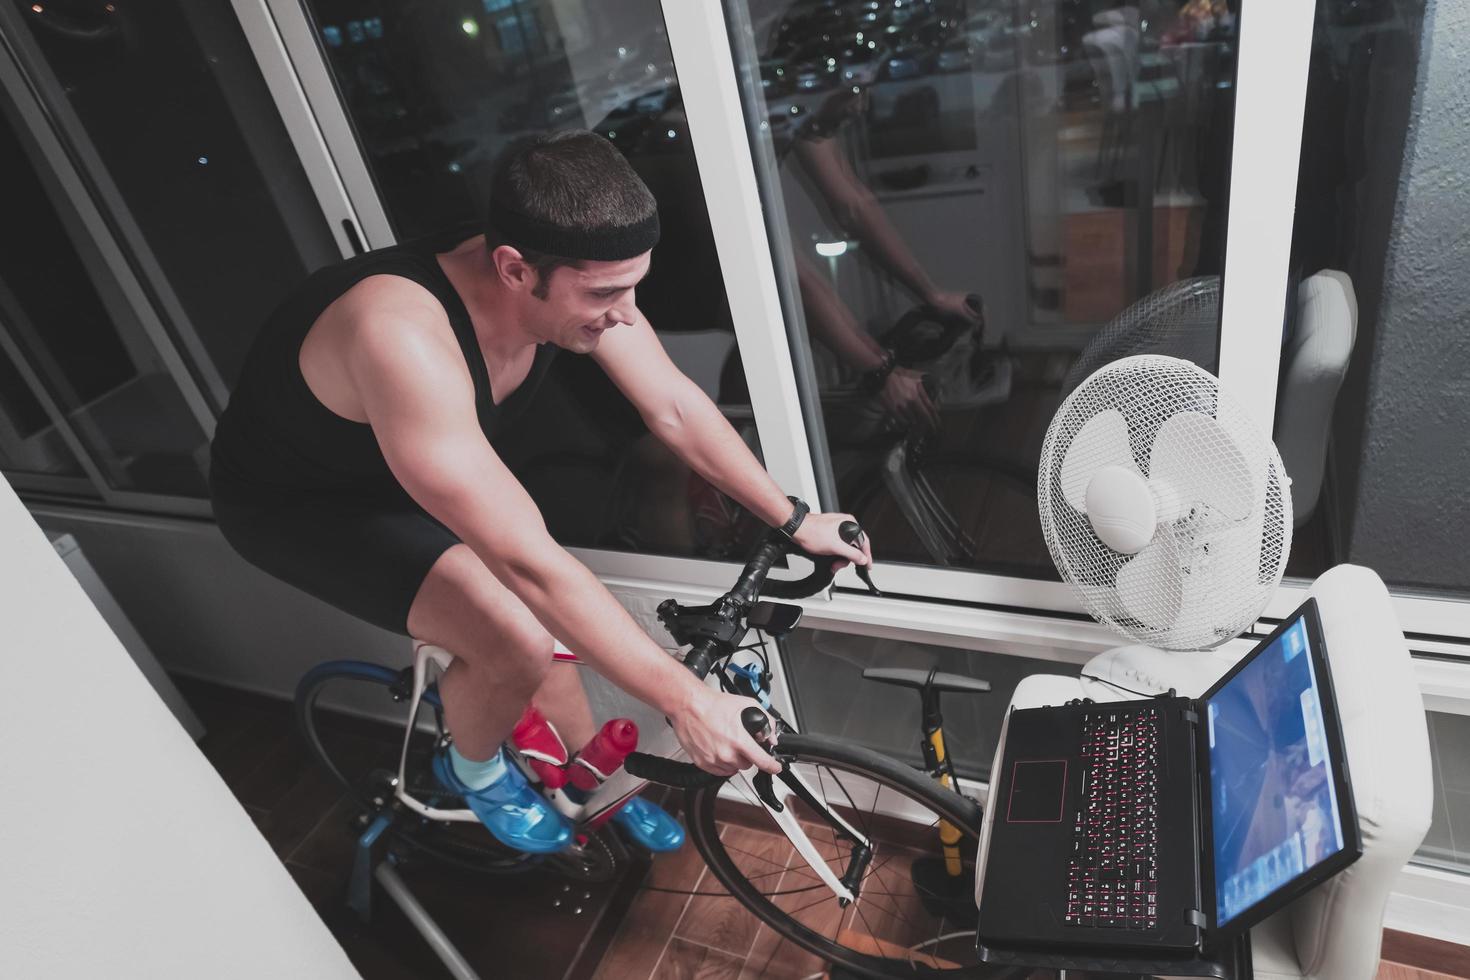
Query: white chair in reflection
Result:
<box><xmin>1059</xmin><ymin>269</ymin><xmax>1358</xmax><ymax>528</ymax></box>
<box><xmin>1084</xmin><ymin>8</ymin><xmax>1142</xmax><ymax>181</ymax></box>
<box><xmin>988</xmin><ymin>564</ymin><xmax>1433</xmax><ymax>979</ymax></box>
<box><xmin>1275</xmin><ymin>270</ymin><xmax>1358</xmax><ymax>527</ymax></box>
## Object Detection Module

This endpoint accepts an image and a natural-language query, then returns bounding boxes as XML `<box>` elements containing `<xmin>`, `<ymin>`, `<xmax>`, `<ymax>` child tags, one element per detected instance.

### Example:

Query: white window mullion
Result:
<box><xmin>1214</xmin><ymin>0</ymin><xmax>1317</xmax><ymax>433</ymax></box>
<box><xmin>659</xmin><ymin>0</ymin><xmax>822</xmax><ymax>508</ymax></box>
<box><xmin>249</xmin><ymin>0</ymin><xmax>396</xmax><ymax>250</ymax></box>
<box><xmin>229</xmin><ymin>0</ymin><xmax>372</xmax><ymax>258</ymax></box>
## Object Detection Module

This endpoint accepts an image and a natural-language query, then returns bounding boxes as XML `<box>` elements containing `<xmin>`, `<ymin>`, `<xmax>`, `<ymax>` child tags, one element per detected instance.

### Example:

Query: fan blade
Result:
<box><xmin>1172</xmin><ymin>524</ymin><xmax>1265</xmax><ymax>648</ymax></box>
<box><xmin>1115</xmin><ymin>537</ymin><xmax>1182</xmax><ymax>635</ymax></box>
<box><xmin>1060</xmin><ymin>408</ymin><xmax>1136</xmax><ymax>512</ymax></box>
<box><xmin>1147</xmin><ymin>411</ymin><xmax>1255</xmax><ymax>520</ymax></box>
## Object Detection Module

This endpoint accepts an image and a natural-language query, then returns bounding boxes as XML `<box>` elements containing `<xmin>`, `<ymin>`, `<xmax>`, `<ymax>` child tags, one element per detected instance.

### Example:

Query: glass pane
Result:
<box><xmin>1281</xmin><ymin>1</ymin><xmax>1468</xmax><ymax>599</ymax></box>
<box><xmin>0</xmin><ymin>344</ymin><xmax>88</xmax><ymax>480</ymax></box>
<box><xmin>12</xmin><ymin>0</ymin><xmax>340</xmax><ymax>390</ymax></box>
<box><xmin>782</xmin><ymin>628</ymin><xmax>1080</xmax><ymax>780</ymax></box>
<box><xmin>0</xmin><ymin>93</ymin><xmax>208</xmax><ymax>496</ymax></box>
<box><xmin>731</xmin><ymin>0</ymin><xmax>1239</xmax><ymax>576</ymax></box>
<box><xmin>1421</xmin><ymin>710</ymin><xmax>1470</xmax><ymax>874</ymax></box>
<box><xmin>305</xmin><ymin>0</ymin><xmax>766</xmax><ymax>560</ymax></box>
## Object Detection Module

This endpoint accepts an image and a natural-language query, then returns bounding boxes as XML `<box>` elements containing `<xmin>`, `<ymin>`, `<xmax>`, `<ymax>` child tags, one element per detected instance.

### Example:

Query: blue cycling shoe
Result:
<box><xmin>432</xmin><ymin>749</ymin><xmax>573</xmax><ymax>854</ymax></box>
<box><xmin>611</xmin><ymin>795</ymin><xmax>685</xmax><ymax>853</ymax></box>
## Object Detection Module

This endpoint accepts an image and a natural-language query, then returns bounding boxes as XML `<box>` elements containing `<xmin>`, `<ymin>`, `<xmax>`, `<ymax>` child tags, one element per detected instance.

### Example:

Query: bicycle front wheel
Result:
<box><xmin>686</xmin><ymin>733</ymin><xmax>989</xmax><ymax>979</ymax></box>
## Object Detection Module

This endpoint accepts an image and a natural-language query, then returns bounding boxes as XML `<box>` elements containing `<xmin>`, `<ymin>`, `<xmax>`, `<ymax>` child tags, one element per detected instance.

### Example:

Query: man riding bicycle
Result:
<box><xmin>209</xmin><ymin>130</ymin><xmax>872</xmax><ymax>857</ymax></box>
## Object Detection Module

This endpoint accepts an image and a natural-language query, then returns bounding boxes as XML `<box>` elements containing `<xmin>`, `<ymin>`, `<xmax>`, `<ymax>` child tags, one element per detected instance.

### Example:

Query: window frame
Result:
<box><xmin>0</xmin><ymin>36</ymin><xmax>216</xmax><ymax>517</ymax></box>
<box><xmin>233</xmin><ymin>0</ymin><xmax>1470</xmax><ymax>641</ymax></box>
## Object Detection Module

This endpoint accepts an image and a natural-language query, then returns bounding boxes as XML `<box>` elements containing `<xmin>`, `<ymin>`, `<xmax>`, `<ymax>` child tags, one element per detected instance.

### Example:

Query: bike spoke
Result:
<box><xmin>702</xmin><ymin>751</ymin><xmax>981</xmax><ymax>973</ymax></box>
<box><xmin>779</xmin><ymin>884</ymin><xmax>849</xmax><ymax>922</ymax></box>
<box><xmin>722</xmin><ymin>841</ymin><xmax>791</xmax><ymax>873</ymax></box>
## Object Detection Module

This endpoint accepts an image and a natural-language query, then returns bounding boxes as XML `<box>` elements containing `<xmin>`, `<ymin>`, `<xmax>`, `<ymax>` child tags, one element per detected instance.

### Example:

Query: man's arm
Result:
<box><xmin>795</xmin><ymin>136</ymin><xmax>980</xmax><ymax>325</ymax></box>
<box><xmin>346</xmin><ymin>312</ymin><xmax>780</xmax><ymax>776</ymax></box>
<box><xmin>591</xmin><ymin>315</ymin><xmax>870</xmax><ymax>567</ymax></box>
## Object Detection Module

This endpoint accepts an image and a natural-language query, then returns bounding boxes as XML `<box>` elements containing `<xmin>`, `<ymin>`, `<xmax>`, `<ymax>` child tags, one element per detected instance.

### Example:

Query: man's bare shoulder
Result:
<box><xmin>358</xmin><ymin>282</ymin><xmax>471</xmax><ymax>380</ymax></box>
<box><xmin>304</xmin><ymin>273</ymin><xmax>471</xmax><ymax>424</ymax></box>
<box><xmin>332</xmin><ymin>273</ymin><xmax>452</xmax><ymax>338</ymax></box>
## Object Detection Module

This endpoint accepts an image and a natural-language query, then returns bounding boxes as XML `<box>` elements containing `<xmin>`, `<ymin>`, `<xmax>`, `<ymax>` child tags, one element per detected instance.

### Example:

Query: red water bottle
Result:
<box><xmin>568</xmin><ymin>718</ymin><xmax>639</xmax><ymax>796</ymax></box>
<box><xmin>511</xmin><ymin>706</ymin><xmax>571</xmax><ymax>790</ymax></box>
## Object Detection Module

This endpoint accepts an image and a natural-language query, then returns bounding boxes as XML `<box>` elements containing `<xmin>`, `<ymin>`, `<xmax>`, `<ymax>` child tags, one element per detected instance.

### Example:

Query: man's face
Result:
<box><xmin>538</xmin><ymin>252</ymin><xmax>652</xmax><ymax>354</ymax></box>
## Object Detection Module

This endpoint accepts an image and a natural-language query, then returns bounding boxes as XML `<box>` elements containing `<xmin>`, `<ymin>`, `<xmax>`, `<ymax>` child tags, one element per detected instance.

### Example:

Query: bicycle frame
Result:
<box><xmin>394</xmin><ymin>641</ymin><xmax>870</xmax><ymax>903</ymax></box>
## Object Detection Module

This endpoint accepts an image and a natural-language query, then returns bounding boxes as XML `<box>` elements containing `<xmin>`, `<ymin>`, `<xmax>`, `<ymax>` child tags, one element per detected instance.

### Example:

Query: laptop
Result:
<box><xmin>975</xmin><ymin>598</ymin><xmax>1361</xmax><ymax>956</ymax></box>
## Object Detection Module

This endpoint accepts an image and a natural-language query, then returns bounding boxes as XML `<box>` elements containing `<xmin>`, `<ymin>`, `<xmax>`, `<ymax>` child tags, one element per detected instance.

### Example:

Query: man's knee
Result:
<box><xmin>495</xmin><ymin>618</ymin><xmax>556</xmax><ymax>685</ymax></box>
<box><xmin>446</xmin><ymin>597</ymin><xmax>555</xmax><ymax>685</ymax></box>
<box><xmin>410</xmin><ymin>545</ymin><xmax>555</xmax><ymax>685</ymax></box>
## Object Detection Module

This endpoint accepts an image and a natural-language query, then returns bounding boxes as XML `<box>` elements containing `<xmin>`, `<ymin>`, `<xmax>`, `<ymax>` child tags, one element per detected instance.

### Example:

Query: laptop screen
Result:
<box><xmin>1204</xmin><ymin>611</ymin><xmax>1348</xmax><ymax>927</ymax></box>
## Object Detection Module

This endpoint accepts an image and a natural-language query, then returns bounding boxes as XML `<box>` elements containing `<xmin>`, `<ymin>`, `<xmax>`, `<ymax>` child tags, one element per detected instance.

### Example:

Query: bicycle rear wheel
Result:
<box><xmin>686</xmin><ymin>733</ymin><xmax>991</xmax><ymax>979</ymax></box>
<box><xmin>294</xmin><ymin>660</ymin><xmax>539</xmax><ymax>876</ymax></box>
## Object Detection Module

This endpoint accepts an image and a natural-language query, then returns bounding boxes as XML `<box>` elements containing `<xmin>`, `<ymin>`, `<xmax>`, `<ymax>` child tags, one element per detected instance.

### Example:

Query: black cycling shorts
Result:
<box><xmin>211</xmin><ymin>479</ymin><xmax>459</xmax><ymax>636</ymax></box>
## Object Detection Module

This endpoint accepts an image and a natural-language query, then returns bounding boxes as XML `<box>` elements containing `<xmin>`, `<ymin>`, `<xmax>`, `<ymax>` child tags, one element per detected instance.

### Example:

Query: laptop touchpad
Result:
<box><xmin>1006</xmin><ymin>759</ymin><xmax>1067</xmax><ymax>823</ymax></box>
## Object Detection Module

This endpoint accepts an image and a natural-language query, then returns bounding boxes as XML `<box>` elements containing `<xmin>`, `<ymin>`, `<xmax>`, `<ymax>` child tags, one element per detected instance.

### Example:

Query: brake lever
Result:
<box><xmin>839</xmin><ymin>523</ymin><xmax>883</xmax><ymax>597</ymax></box>
<box><xmin>783</xmin><ymin>523</ymin><xmax>883</xmax><ymax>597</ymax></box>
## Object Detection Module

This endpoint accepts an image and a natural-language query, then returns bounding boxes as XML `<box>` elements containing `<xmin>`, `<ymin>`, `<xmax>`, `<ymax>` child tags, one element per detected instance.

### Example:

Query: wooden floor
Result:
<box><xmin>182</xmin><ymin>676</ymin><xmax>1468</xmax><ymax>979</ymax></box>
<box><xmin>176</xmin><ymin>675</ymin><xmax>644</xmax><ymax>980</ymax></box>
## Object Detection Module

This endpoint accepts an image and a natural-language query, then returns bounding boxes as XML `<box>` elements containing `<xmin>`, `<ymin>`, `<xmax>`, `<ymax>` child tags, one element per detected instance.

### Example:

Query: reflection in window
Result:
<box><xmin>0</xmin><ymin>345</ymin><xmax>88</xmax><ymax>481</ymax></box>
<box><xmin>1423</xmin><ymin>710</ymin><xmax>1470</xmax><ymax>874</ymax></box>
<box><xmin>1281</xmin><ymin>0</ymin><xmax>1468</xmax><ymax>600</ymax></box>
<box><xmin>0</xmin><ymin>99</ymin><xmax>207</xmax><ymax>496</ymax></box>
<box><xmin>733</xmin><ymin>0</ymin><xmax>1239</xmax><ymax>578</ymax></box>
<box><xmin>306</xmin><ymin>0</ymin><xmax>765</xmax><ymax>560</ymax></box>
<box><xmin>13</xmin><ymin>0</ymin><xmax>339</xmax><ymax>393</ymax></box>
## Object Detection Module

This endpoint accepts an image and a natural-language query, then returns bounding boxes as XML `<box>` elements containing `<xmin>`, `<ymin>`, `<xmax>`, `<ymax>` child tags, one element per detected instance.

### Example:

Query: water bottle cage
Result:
<box><xmin>726</xmin><ymin>661</ymin><xmax>772</xmax><ymax>710</ymax></box>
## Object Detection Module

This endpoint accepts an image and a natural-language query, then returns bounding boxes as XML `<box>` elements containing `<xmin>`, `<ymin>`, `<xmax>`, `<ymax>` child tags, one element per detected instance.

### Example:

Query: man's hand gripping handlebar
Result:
<box><xmin>624</xmin><ymin>521</ymin><xmax>878</xmax><ymax>788</ymax></box>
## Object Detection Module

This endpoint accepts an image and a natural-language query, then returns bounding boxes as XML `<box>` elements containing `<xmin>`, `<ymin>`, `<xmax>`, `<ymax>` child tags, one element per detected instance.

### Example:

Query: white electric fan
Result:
<box><xmin>1037</xmin><ymin>355</ymin><xmax>1292</xmax><ymax>651</ymax></box>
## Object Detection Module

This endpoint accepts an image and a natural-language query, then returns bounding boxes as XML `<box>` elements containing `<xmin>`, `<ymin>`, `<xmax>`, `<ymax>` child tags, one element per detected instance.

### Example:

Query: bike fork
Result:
<box><xmin>735</xmin><ymin>763</ymin><xmax>873</xmax><ymax>907</ymax></box>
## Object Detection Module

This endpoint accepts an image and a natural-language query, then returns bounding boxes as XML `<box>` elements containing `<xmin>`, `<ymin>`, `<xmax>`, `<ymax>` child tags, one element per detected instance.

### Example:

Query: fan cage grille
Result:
<box><xmin>1038</xmin><ymin>355</ymin><xmax>1292</xmax><ymax>651</ymax></box>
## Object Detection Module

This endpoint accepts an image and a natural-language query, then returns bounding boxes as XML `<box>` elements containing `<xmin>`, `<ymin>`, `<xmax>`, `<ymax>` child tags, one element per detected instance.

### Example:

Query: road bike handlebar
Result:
<box><xmin>623</xmin><ymin>521</ymin><xmax>870</xmax><ymax>788</ymax></box>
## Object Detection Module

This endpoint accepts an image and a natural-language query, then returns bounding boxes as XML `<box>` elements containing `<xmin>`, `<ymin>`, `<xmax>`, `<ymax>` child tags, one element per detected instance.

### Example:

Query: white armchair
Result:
<box><xmin>986</xmin><ymin>565</ymin><xmax>1433</xmax><ymax>978</ymax></box>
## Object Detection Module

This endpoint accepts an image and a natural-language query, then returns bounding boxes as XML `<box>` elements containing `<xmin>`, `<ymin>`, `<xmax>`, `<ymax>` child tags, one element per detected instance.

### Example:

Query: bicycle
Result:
<box><xmin>295</xmin><ymin>522</ymin><xmax>994</xmax><ymax>978</ymax></box>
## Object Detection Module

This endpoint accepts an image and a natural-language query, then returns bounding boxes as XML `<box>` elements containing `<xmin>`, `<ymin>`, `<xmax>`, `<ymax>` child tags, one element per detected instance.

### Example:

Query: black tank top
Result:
<box><xmin>210</xmin><ymin>229</ymin><xmax>556</xmax><ymax>501</ymax></box>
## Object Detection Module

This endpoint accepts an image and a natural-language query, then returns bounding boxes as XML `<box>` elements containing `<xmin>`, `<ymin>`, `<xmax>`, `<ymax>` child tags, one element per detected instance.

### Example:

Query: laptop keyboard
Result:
<box><xmin>1064</xmin><ymin>707</ymin><xmax>1161</xmax><ymax>929</ymax></box>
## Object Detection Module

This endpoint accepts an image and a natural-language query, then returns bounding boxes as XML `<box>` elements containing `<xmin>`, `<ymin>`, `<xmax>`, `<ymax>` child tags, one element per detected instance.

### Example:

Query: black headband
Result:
<box><xmin>489</xmin><ymin>201</ymin><xmax>660</xmax><ymax>261</ymax></box>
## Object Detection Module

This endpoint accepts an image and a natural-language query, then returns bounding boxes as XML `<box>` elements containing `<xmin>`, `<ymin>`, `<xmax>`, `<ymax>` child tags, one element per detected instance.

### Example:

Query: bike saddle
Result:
<box><xmin>861</xmin><ymin>666</ymin><xmax>991</xmax><ymax>696</ymax></box>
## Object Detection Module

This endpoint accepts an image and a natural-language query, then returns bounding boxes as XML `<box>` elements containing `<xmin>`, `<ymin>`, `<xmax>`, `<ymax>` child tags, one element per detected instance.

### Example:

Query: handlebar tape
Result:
<box><xmin>761</xmin><ymin>519</ymin><xmax>864</xmax><ymax>599</ymax></box>
<box><xmin>623</xmin><ymin>751</ymin><xmax>727</xmax><ymax>789</ymax></box>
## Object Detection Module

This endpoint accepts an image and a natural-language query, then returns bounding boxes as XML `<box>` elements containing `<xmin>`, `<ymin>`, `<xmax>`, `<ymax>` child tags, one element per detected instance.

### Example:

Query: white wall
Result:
<box><xmin>0</xmin><ymin>479</ymin><xmax>358</xmax><ymax>979</ymax></box>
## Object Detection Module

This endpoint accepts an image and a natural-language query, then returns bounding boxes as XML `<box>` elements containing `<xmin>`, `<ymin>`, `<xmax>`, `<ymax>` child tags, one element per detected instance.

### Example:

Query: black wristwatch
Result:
<box><xmin>858</xmin><ymin>348</ymin><xmax>898</xmax><ymax>396</ymax></box>
<box><xmin>776</xmin><ymin>495</ymin><xmax>809</xmax><ymax>542</ymax></box>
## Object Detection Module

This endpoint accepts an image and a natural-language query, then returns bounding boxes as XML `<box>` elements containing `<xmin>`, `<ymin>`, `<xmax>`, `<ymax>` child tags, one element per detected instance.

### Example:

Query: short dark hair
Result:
<box><xmin>485</xmin><ymin>130</ymin><xmax>656</xmax><ymax>298</ymax></box>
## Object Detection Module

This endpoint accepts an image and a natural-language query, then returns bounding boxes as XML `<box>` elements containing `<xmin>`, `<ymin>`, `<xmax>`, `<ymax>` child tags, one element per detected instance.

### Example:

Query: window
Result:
<box><xmin>0</xmin><ymin>97</ymin><xmax>207</xmax><ymax>497</ymax></box>
<box><xmin>304</xmin><ymin>0</ymin><xmax>769</xmax><ymax>560</ymax></box>
<box><xmin>782</xmin><ymin>629</ymin><xmax>1081</xmax><ymax>779</ymax></box>
<box><xmin>1280</xmin><ymin>0</ymin><xmax>1469</xmax><ymax>600</ymax></box>
<box><xmin>10</xmin><ymin>0</ymin><xmax>338</xmax><ymax>402</ymax></box>
<box><xmin>728</xmin><ymin>0</ymin><xmax>1241</xmax><ymax>579</ymax></box>
<box><xmin>0</xmin><ymin>346</ymin><xmax>88</xmax><ymax>483</ymax></box>
<box><xmin>1424</xmin><ymin>710</ymin><xmax>1470</xmax><ymax>872</ymax></box>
